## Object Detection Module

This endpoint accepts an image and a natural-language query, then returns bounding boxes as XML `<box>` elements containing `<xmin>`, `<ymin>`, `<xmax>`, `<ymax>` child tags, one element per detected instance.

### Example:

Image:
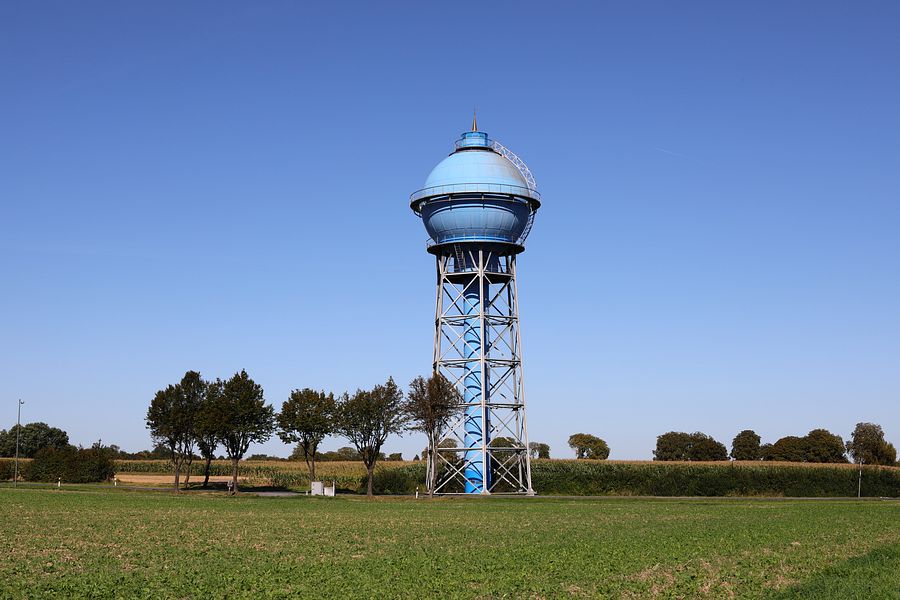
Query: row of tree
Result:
<box><xmin>147</xmin><ymin>370</ymin><xmax>461</xmax><ymax>496</ymax></box>
<box><xmin>730</xmin><ymin>424</ymin><xmax>897</xmax><ymax>465</ymax></box>
<box><xmin>649</xmin><ymin>424</ymin><xmax>897</xmax><ymax>465</ymax></box>
<box><xmin>558</xmin><ymin>424</ymin><xmax>897</xmax><ymax>466</ymax></box>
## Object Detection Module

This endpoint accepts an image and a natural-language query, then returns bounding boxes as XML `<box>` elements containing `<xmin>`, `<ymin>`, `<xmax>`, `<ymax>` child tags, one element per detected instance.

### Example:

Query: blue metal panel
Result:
<box><xmin>421</xmin><ymin>198</ymin><xmax>530</xmax><ymax>245</ymax></box>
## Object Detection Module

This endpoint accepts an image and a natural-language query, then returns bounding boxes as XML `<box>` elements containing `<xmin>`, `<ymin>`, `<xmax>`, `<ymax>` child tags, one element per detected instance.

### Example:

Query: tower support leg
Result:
<box><xmin>429</xmin><ymin>245</ymin><xmax>533</xmax><ymax>495</ymax></box>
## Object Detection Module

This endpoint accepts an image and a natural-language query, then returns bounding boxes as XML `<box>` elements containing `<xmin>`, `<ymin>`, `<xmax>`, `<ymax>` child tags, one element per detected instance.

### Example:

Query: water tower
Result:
<box><xmin>410</xmin><ymin>117</ymin><xmax>540</xmax><ymax>495</ymax></box>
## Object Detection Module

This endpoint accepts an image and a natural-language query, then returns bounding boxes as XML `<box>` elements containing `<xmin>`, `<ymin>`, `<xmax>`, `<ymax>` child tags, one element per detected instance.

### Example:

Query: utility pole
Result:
<box><xmin>14</xmin><ymin>399</ymin><xmax>24</xmax><ymax>488</ymax></box>
<box><xmin>857</xmin><ymin>459</ymin><xmax>863</xmax><ymax>499</ymax></box>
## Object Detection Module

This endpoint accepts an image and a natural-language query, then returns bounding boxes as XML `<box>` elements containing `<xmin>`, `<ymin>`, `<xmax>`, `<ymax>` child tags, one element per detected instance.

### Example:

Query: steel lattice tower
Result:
<box><xmin>410</xmin><ymin>120</ymin><xmax>540</xmax><ymax>495</ymax></box>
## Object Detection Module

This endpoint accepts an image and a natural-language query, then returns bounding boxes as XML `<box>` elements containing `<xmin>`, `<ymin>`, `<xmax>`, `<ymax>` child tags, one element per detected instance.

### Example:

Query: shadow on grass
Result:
<box><xmin>766</xmin><ymin>543</ymin><xmax>900</xmax><ymax>599</ymax></box>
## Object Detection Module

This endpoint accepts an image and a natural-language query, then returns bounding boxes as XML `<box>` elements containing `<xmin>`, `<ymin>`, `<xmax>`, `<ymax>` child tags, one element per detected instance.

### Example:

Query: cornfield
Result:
<box><xmin>107</xmin><ymin>458</ymin><xmax>900</xmax><ymax>497</ymax></box>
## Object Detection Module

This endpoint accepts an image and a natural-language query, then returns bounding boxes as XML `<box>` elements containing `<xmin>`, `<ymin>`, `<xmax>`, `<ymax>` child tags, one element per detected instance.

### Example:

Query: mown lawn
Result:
<box><xmin>0</xmin><ymin>486</ymin><xmax>897</xmax><ymax>599</ymax></box>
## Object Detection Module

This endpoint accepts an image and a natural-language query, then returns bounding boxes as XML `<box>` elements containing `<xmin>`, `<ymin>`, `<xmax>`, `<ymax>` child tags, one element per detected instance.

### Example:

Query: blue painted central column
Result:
<box><xmin>463</xmin><ymin>274</ymin><xmax>485</xmax><ymax>493</ymax></box>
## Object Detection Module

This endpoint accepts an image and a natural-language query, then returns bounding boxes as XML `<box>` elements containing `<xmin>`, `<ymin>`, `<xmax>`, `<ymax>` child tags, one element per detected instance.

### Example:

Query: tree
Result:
<box><xmin>214</xmin><ymin>370</ymin><xmax>275</xmax><ymax>492</ymax></box>
<box><xmin>178</xmin><ymin>371</ymin><xmax>206</xmax><ymax>486</ymax></box>
<box><xmin>653</xmin><ymin>432</ymin><xmax>727</xmax><ymax>461</ymax></box>
<box><xmin>316</xmin><ymin>446</ymin><xmax>362</xmax><ymax>461</ymax></box>
<box><xmin>761</xmin><ymin>430</ymin><xmax>848</xmax><ymax>463</ymax></box>
<box><xmin>0</xmin><ymin>422</ymin><xmax>69</xmax><ymax>458</ymax></box>
<box><xmin>336</xmin><ymin>377</ymin><xmax>407</xmax><ymax>497</ymax></box>
<box><xmin>878</xmin><ymin>440</ymin><xmax>899</xmax><ymax>466</ymax></box>
<box><xmin>423</xmin><ymin>439</ymin><xmax>459</xmax><ymax>462</ymax></box>
<box><xmin>195</xmin><ymin>379</ymin><xmax>224</xmax><ymax>488</ymax></box>
<box><xmin>276</xmin><ymin>388</ymin><xmax>336</xmax><ymax>482</ymax></box>
<box><xmin>730</xmin><ymin>430</ymin><xmax>761</xmax><ymax>461</ymax></box>
<box><xmin>146</xmin><ymin>373</ymin><xmax>202</xmax><ymax>491</ymax></box>
<box><xmin>404</xmin><ymin>373</ymin><xmax>460</xmax><ymax>497</ymax></box>
<box><xmin>690</xmin><ymin>434</ymin><xmax>729</xmax><ymax>461</ymax></box>
<box><xmin>529</xmin><ymin>442</ymin><xmax>550</xmax><ymax>459</ymax></box>
<box><xmin>846</xmin><ymin>422</ymin><xmax>898</xmax><ymax>466</ymax></box>
<box><xmin>762</xmin><ymin>436</ymin><xmax>806</xmax><ymax>462</ymax></box>
<box><xmin>489</xmin><ymin>436</ymin><xmax>516</xmax><ymax>462</ymax></box>
<box><xmin>654</xmin><ymin>432</ymin><xmax>692</xmax><ymax>461</ymax></box>
<box><xmin>568</xmin><ymin>433</ymin><xmax>610</xmax><ymax>459</ymax></box>
<box><xmin>803</xmin><ymin>429</ymin><xmax>847</xmax><ymax>463</ymax></box>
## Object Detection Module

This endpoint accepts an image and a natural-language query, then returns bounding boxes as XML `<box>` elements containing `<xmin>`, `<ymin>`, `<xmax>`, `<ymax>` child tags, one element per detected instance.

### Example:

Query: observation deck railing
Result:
<box><xmin>410</xmin><ymin>182</ymin><xmax>540</xmax><ymax>204</ymax></box>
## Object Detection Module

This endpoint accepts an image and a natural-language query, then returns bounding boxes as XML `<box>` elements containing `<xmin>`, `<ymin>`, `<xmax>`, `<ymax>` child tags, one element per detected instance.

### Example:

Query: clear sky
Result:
<box><xmin>2</xmin><ymin>1</ymin><xmax>898</xmax><ymax>460</ymax></box>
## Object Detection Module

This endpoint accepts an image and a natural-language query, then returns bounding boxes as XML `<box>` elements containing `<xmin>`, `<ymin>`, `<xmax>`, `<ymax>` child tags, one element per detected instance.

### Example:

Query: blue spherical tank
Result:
<box><xmin>410</xmin><ymin>129</ymin><xmax>540</xmax><ymax>250</ymax></box>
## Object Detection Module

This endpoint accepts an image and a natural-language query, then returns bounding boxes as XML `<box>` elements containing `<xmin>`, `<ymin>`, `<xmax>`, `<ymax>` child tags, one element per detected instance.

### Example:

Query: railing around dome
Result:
<box><xmin>409</xmin><ymin>182</ymin><xmax>540</xmax><ymax>204</ymax></box>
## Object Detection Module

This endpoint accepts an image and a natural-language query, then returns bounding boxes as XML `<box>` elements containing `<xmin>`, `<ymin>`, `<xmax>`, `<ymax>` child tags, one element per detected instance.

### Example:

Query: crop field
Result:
<box><xmin>1</xmin><ymin>486</ymin><xmax>897</xmax><ymax>599</ymax></box>
<box><xmin>109</xmin><ymin>458</ymin><xmax>900</xmax><ymax>497</ymax></box>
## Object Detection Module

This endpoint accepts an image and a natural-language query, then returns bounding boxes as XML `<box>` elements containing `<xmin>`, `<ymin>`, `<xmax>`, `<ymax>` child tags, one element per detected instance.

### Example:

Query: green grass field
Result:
<box><xmin>1</xmin><ymin>486</ymin><xmax>898</xmax><ymax>599</ymax></box>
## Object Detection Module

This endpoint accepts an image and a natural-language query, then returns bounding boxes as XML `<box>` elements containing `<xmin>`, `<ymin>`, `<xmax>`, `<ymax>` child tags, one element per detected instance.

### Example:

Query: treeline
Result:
<box><xmin>0</xmin><ymin>423</ymin><xmax>123</xmax><ymax>483</ymax></box>
<box><xmin>650</xmin><ymin>424</ymin><xmax>897</xmax><ymax>465</ymax></box>
<box><xmin>0</xmin><ymin>422</ymin><xmax>179</xmax><ymax>462</ymax></box>
<box><xmin>146</xmin><ymin>370</ymin><xmax>459</xmax><ymax>496</ymax></box>
<box><xmin>0</xmin><ymin>444</ymin><xmax>117</xmax><ymax>484</ymax></box>
<box><xmin>0</xmin><ymin>422</ymin><xmax>69</xmax><ymax>458</ymax></box>
<box><xmin>560</xmin><ymin>424</ymin><xmax>897</xmax><ymax>467</ymax></box>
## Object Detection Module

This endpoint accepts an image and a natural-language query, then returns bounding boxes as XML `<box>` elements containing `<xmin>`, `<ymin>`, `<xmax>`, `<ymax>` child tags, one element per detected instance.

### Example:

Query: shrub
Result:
<box><xmin>0</xmin><ymin>458</ymin><xmax>16</xmax><ymax>480</ymax></box>
<box><xmin>368</xmin><ymin>464</ymin><xmax>424</xmax><ymax>495</ymax></box>
<box><xmin>26</xmin><ymin>446</ymin><xmax>115</xmax><ymax>483</ymax></box>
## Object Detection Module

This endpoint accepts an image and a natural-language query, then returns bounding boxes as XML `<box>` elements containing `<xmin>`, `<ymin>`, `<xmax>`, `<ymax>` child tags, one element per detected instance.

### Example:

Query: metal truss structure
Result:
<box><xmin>490</xmin><ymin>139</ymin><xmax>537</xmax><ymax>192</ymax></box>
<box><xmin>428</xmin><ymin>243</ymin><xmax>534</xmax><ymax>495</ymax></box>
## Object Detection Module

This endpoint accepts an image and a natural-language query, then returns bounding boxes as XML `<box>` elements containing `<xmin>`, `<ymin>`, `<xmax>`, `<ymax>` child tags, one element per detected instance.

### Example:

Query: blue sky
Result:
<box><xmin>2</xmin><ymin>1</ymin><xmax>898</xmax><ymax>459</ymax></box>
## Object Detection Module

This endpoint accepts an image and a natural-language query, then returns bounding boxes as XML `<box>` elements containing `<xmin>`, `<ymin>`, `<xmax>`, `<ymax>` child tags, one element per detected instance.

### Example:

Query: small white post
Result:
<box><xmin>57</xmin><ymin>477</ymin><xmax>61</xmax><ymax>488</ymax></box>
<box><xmin>416</xmin><ymin>486</ymin><xmax>419</xmax><ymax>499</ymax></box>
<box><xmin>114</xmin><ymin>477</ymin><xmax>118</xmax><ymax>487</ymax></box>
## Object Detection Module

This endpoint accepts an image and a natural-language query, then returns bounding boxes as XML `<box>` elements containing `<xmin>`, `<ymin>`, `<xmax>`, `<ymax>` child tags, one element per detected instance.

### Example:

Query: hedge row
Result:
<box><xmin>112</xmin><ymin>460</ymin><xmax>363</xmax><ymax>488</ymax></box>
<box><xmin>372</xmin><ymin>460</ymin><xmax>900</xmax><ymax>497</ymax></box>
<box><xmin>0</xmin><ymin>459</ymin><xmax>15</xmax><ymax>480</ymax></box>
<box><xmin>528</xmin><ymin>460</ymin><xmax>900</xmax><ymax>497</ymax></box>
<box><xmin>7</xmin><ymin>448</ymin><xmax>116</xmax><ymax>483</ymax></box>
<box><xmin>109</xmin><ymin>459</ymin><xmax>900</xmax><ymax>497</ymax></box>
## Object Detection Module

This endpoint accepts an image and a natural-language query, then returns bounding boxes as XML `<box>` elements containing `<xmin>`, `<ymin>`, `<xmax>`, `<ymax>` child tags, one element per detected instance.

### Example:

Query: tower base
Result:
<box><xmin>427</xmin><ymin>243</ymin><xmax>534</xmax><ymax>495</ymax></box>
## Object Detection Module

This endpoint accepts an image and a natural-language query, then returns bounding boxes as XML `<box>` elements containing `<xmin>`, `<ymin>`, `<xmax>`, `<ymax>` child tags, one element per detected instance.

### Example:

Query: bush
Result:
<box><xmin>368</xmin><ymin>464</ymin><xmax>424</xmax><ymax>494</ymax></box>
<box><xmin>25</xmin><ymin>447</ymin><xmax>115</xmax><ymax>483</ymax></box>
<box><xmin>0</xmin><ymin>458</ymin><xmax>16</xmax><ymax>480</ymax></box>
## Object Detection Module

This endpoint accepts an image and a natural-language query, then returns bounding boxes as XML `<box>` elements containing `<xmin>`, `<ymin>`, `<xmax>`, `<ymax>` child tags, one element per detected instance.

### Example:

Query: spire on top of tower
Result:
<box><xmin>471</xmin><ymin>108</ymin><xmax>478</xmax><ymax>132</ymax></box>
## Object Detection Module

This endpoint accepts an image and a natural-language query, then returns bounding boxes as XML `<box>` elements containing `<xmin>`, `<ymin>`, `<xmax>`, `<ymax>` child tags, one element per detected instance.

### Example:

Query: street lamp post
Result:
<box><xmin>14</xmin><ymin>399</ymin><xmax>24</xmax><ymax>488</ymax></box>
